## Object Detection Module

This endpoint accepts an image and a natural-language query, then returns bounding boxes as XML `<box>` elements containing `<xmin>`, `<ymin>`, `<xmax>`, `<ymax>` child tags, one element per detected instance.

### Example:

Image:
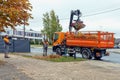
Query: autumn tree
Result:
<box><xmin>0</xmin><ymin>0</ymin><xmax>33</xmax><ymax>32</ymax></box>
<box><xmin>42</xmin><ymin>10</ymin><xmax>62</xmax><ymax>44</ymax></box>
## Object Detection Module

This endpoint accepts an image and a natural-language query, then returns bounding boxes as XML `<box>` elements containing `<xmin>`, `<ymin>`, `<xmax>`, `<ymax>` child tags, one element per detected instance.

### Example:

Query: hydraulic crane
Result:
<box><xmin>69</xmin><ymin>9</ymin><xmax>85</xmax><ymax>32</ymax></box>
<box><xmin>52</xmin><ymin>9</ymin><xmax>114</xmax><ymax>60</ymax></box>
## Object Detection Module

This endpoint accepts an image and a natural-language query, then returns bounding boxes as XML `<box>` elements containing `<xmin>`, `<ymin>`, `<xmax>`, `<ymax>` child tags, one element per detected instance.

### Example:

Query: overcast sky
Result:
<box><xmin>23</xmin><ymin>0</ymin><xmax>120</xmax><ymax>38</ymax></box>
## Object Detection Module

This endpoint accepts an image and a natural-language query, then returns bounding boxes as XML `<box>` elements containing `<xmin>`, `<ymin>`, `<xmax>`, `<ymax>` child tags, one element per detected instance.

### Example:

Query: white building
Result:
<box><xmin>0</xmin><ymin>28</ymin><xmax>43</xmax><ymax>40</ymax></box>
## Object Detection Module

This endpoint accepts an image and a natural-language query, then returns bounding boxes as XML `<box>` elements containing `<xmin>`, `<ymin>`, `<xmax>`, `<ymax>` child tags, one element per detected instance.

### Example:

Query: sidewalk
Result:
<box><xmin>107</xmin><ymin>49</ymin><xmax>120</xmax><ymax>53</ymax></box>
<box><xmin>0</xmin><ymin>55</ymin><xmax>33</xmax><ymax>80</ymax></box>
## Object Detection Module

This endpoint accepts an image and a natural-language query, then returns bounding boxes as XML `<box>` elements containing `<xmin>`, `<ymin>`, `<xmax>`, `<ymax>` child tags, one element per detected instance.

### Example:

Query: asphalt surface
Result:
<box><xmin>102</xmin><ymin>52</ymin><xmax>120</xmax><ymax>63</ymax></box>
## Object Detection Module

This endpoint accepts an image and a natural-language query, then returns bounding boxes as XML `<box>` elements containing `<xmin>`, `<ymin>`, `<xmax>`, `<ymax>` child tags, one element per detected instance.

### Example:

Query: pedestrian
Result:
<box><xmin>43</xmin><ymin>40</ymin><xmax>49</xmax><ymax>56</ymax></box>
<box><xmin>3</xmin><ymin>35</ymin><xmax>11</xmax><ymax>58</ymax></box>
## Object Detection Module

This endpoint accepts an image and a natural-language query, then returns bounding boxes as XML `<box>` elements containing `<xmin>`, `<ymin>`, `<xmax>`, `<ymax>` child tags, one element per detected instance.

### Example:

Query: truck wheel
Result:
<box><xmin>81</xmin><ymin>48</ymin><xmax>92</xmax><ymax>59</ymax></box>
<box><xmin>56</xmin><ymin>47</ymin><xmax>62</xmax><ymax>55</ymax></box>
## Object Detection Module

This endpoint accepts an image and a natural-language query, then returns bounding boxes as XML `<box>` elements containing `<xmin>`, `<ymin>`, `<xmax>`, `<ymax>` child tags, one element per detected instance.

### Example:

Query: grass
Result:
<box><xmin>44</xmin><ymin>56</ymin><xmax>86</xmax><ymax>62</ymax></box>
<box><xmin>22</xmin><ymin>54</ymin><xmax>86</xmax><ymax>62</ymax></box>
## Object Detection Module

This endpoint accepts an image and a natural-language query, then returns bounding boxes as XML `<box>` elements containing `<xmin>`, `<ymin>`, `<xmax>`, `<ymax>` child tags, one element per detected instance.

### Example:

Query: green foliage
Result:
<box><xmin>30</xmin><ymin>40</ymin><xmax>34</xmax><ymax>44</ymax></box>
<box><xmin>35</xmin><ymin>39</ymin><xmax>39</xmax><ymax>44</ymax></box>
<box><xmin>42</xmin><ymin>10</ymin><xmax>62</xmax><ymax>43</ymax></box>
<box><xmin>30</xmin><ymin>39</ymin><xmax>42</xmax><ymax>45</ymax></box>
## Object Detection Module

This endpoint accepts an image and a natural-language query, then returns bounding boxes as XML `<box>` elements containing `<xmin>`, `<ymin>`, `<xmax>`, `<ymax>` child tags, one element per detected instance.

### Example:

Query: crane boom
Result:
<box><xmin>69</xmin><ymin>9</ymin><xmax>85</xmax><ymax>32</ymax></box>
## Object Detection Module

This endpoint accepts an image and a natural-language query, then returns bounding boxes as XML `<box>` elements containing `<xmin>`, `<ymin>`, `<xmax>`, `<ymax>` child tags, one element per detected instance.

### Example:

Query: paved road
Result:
<box><xmin>31</xmin><ymin>47</ymin><xmax>120</xmax><ymax>64</ymax></box>
<box><xmin>102</xmin><ymin>53</ymin><xmax>120</xmax><ymax>63</ymax></box>
<box><xmin>31</xmin><ymin>47</ymin><xmax>54</xmax><ymax>55</ymax></box>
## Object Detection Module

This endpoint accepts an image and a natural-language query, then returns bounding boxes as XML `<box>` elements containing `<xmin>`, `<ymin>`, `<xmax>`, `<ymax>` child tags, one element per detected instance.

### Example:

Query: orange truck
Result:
<box><xmin>52</xmin><ymin>10</ymin><xmax>114</xmax><ymax>59</ymax></box>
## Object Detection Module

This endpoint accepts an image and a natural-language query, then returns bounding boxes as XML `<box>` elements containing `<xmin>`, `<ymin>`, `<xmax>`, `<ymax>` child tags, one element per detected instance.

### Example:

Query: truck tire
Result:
<box><xmin>81</xmin><ymin>48</ymin><xmax>92</xmax><ymax>59</ymax></box>
<box><xmin>56</xmin><ymin>47</ymin><xmax>62</xmax><ymax>55</ymax></box>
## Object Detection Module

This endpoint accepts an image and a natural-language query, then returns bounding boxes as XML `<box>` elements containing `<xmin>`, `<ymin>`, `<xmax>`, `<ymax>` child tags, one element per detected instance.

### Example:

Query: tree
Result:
<box><xmin>42</xmin><ymin>10</ymin><xmax>62</xmax><ymax>44</ymax></box>
<box><xmin>0</xmin><ymin>0</ymin><xmax>33</xmax><ymax>32</ymax></box>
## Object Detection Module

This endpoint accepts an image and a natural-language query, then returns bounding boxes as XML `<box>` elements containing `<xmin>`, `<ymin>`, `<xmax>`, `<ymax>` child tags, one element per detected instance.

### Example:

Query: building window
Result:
<box><xmin>7</xmin><ymin>31</ymin><xmax>10</xmax><ymax>34</ymax></box>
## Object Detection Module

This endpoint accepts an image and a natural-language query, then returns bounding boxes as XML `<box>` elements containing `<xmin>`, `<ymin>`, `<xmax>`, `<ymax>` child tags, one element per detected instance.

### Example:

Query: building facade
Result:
<box><xmin>0</xmin><ymin>28</ymin><xmax>43</xmax><ymax>44</ymax></box>
<box><xmin>1</xmin><ymin>28</ymin><xmax>43</xmax><ymax>39</ymax></box>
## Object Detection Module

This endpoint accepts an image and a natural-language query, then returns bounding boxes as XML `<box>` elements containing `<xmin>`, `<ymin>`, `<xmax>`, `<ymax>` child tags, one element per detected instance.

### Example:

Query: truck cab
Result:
<box><xmin>53</xmin><ymin>32</ymin><xmax>65</xmax><ymax>52</ymax></box>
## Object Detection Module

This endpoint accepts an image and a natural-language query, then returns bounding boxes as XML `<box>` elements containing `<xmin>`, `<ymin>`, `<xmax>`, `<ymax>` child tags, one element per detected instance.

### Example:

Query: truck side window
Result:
<box><xmin>54</xmin><ymin>33</ymin><xmax>59</xmax><ymax>42</ymax></box>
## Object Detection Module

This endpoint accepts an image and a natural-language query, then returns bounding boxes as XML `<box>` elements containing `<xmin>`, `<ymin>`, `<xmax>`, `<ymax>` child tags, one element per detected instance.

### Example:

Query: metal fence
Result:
<box><xmin>0</xmin><ymin>39</ymin><xmax>30</xmax><ymax>53</ymax></box>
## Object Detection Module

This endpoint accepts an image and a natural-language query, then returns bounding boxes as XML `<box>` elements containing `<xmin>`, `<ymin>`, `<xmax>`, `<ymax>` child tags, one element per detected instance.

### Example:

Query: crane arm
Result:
<box><xmin>69</xmin><ymin>9</ymin><xmax>85</xmax><ymax>32</ymax></box>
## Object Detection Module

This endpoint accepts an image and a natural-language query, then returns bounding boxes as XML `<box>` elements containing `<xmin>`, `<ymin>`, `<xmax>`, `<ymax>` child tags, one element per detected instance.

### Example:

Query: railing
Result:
<box><xmin>66</xmin><ymin>31</ymin><xmax>114</xmax><ymax>41</ymax></box>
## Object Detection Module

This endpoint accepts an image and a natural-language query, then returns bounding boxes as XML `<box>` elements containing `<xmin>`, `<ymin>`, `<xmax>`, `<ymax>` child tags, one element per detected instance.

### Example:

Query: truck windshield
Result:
<box><xmin>53</xmin><ymin>33</ymin><xmax>59</xmax><ymax>42</ymax></box>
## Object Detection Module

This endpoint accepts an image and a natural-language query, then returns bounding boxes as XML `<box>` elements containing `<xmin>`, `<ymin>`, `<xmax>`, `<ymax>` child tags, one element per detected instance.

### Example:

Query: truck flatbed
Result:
<box><xmin>66</xmin><ymin>31</ymin><xmax>114</xmax><ymax>48</ymax></box>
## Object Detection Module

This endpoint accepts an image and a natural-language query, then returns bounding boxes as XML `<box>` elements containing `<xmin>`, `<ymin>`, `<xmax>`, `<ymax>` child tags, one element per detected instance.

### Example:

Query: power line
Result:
<box><xmin>83</xmin><ymin>7</ymin><xmax>120</xmax><ymax>17</ymax></box>
<box><xmin>60</xmin><ymin>7</ymin><xmax>120</xmax><ymax>20</ymax></box>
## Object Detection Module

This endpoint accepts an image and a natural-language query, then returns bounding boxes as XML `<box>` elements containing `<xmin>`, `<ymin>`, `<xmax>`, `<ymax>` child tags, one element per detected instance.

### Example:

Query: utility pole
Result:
<box><xmin>23</xmin><ymin>18</ymin><xmax>25</xmax><ymax>39</ymax></box>
<box><xmin>23</xmin><ymin>10</ymin><xmax>26</xmax><ymax>39</ymax></box>
<box><xmin>0</xmin><ymin>32</ymin><xmax>1</xmax><ymax>39</ymax></box>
